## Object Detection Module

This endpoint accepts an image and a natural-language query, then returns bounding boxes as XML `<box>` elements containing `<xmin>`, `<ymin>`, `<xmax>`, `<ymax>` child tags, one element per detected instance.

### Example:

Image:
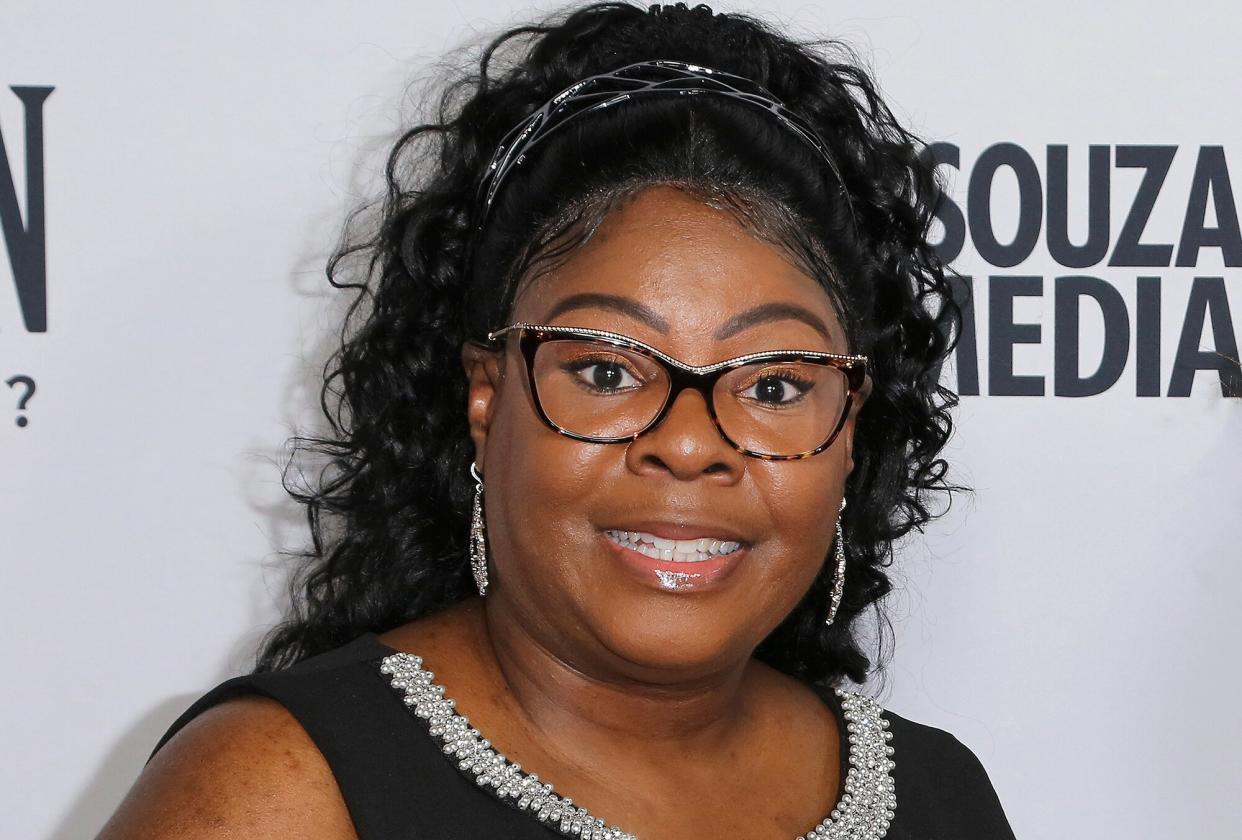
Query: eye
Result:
<box><xmin>563</xmin><ymin>353</ymin><xmax>643</xmax><ymax>393</ymax></box>
<box><xmin>737</xmin><ymin>367</ymin><xmax>816</xmax><ymax>406</ymax></box>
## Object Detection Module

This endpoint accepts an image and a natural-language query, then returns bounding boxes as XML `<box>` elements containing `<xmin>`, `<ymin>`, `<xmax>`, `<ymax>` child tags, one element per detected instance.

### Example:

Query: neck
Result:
<box><xmin>474</xmin><ymin>596</ymin><xmax>760</xmax><ymax>758</ymax></box>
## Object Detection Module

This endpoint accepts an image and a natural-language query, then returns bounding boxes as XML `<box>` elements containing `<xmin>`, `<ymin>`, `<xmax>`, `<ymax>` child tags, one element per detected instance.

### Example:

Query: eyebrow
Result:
<box><xmin>541</xmin><ymin>293</ymin><xmax>671</xmax><ymax>333</ymax></box>
<box><xmin>541</xmin><ymin>293</ymin><xmax>832</xmax><ymax>342</ymax></box>
<box><xmin>714</xmin><ymin>302</ymin><xmax>832</xmax><ymax>342</ymax></box>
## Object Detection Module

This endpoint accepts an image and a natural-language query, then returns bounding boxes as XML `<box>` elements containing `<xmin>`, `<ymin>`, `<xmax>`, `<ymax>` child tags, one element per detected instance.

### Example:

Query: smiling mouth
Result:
<box><xmin>603</xmin><ymin>529</ymin><xmax>743</xmax><ymax>563</ymax></box>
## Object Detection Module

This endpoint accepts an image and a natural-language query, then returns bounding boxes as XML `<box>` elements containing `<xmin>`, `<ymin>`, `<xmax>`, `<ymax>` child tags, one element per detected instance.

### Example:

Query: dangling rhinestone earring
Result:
<box><xmin>826</xmin><ymin>497</ymin><xmax>847</xmax><ymax>626</ymax></box>
<box><xmin>469</xmin><ymin>462</ymin><xmax>489</xmax><ymax>597</ymax></box>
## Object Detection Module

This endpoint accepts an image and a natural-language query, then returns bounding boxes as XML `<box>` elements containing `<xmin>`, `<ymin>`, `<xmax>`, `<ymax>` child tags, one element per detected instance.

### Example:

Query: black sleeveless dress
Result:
<box><xmin>150</xmin><ymin>633</ymin><xmax>1017</xmax><ymax>839</ymax></box>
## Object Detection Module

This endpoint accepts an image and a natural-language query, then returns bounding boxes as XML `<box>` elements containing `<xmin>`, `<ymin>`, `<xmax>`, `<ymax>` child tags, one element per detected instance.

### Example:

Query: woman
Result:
<box><xmin>101</xmin><ymin>3</ymin><xmax>1016</xmax><ymax>838</ymax></box>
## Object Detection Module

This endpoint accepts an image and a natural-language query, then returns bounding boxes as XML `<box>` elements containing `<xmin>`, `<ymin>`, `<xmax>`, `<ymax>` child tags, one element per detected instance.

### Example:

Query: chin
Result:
<box><xmin>587</xmin><ymin>600</ymin><xmax>755</xmax><ymax>681</ymax></box>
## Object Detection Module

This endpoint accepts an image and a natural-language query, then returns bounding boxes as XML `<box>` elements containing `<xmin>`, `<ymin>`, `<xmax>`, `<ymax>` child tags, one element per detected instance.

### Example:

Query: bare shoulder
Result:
<box><xmin>98</xmin><ymin>695</ymin><xmax>356</xmax><ymax>840</ymax></box>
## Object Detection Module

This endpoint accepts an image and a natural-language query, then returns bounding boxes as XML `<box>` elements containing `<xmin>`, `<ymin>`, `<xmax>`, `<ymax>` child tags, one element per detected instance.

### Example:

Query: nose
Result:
<box><xmin>624</xmin><ymin>385</ymin><xmax>744</xmax><ymax>482</ymax></box>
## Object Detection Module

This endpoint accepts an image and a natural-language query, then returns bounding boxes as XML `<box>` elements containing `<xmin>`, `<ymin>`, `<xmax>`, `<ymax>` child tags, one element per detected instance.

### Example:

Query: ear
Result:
<box><xmin>841</xmin><ymin>373</ymin><xmax>873</xmax><ymax>474</ymax></box>
<box><xmin>461</xmin><ymin>341</ymin><xmax>506</xmax><ymax>471</ymax></box>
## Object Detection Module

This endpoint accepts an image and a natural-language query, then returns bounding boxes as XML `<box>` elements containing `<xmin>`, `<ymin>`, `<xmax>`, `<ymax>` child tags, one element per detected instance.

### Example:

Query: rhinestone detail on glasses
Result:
<box><xmin>379</xmin><ymin>652</ymin><xmax>897</xmax><ymax>840</ymax></box>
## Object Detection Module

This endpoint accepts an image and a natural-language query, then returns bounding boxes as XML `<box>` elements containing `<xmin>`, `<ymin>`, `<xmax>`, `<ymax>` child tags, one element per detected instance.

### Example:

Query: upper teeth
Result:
<box><xmin>605</xmin><ymin>529</ymin><xmax>742</xmax><ymax>562</ymax></box>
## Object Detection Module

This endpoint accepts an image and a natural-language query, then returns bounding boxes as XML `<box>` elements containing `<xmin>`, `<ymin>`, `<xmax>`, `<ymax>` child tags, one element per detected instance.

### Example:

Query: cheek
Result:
<box><xmin>484</xmin><ymin>381</ymin><xmax>613</xmax><ymax>590</ymax></box>
<box><xmin>751</xmin><ymin>451</ymin><xmax>846</xmax><ymax>578</ymax></box>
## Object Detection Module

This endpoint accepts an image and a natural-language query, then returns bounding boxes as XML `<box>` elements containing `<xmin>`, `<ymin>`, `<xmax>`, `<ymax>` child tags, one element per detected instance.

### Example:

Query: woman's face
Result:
<box><xmin>463</xmin><ymin>185</ymin><xmax>869</xmax><ymax>681</ymax></box>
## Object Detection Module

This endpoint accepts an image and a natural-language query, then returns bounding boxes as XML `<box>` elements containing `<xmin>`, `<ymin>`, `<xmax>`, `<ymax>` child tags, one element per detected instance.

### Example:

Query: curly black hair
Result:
<box><xmin>255</xmin><ymin>1</ymin><xmax>966</xmax><ymax>689</ymax></box>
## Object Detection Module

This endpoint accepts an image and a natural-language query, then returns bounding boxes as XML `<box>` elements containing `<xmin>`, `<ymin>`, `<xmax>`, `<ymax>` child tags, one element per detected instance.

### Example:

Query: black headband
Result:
<box><xmin>470</xmin><ymin>59</ymin><xmax>858</xmax><ymax>237</ymax></box>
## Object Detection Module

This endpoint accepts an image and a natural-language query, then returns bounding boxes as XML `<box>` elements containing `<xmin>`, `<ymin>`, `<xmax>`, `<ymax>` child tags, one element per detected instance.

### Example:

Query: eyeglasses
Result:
<box><xmin>484</xmin><ymin>323</ymin><xmax>868</xmax><ymax>460</ymax></box>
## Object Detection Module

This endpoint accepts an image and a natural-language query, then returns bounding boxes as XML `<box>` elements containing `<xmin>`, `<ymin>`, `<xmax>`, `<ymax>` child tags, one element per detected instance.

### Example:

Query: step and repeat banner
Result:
<box><xmin>3</xmin><ymin>2</ymin><xmax>1238</xmax><ymax>838</ymax></box>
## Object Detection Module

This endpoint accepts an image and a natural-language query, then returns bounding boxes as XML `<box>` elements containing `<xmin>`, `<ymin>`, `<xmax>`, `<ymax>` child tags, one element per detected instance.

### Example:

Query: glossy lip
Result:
<box><xmin>600</xmin><ymin>526</ymin><xmax>749</xmax><ymax>592</ymax></box>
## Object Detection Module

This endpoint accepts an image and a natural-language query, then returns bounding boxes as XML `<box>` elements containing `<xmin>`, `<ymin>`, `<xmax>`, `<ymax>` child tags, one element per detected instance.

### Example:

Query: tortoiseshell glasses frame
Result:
<box><xmin>481</xmin><ymin>323</ymin><xmax>869</xmax><ymax>461</ymax></box>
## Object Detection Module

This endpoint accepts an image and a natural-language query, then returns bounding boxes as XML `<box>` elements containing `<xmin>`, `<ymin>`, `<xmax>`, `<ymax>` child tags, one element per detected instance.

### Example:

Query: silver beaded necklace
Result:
<box><xmin>380</xmin><ymin>652</ymin><xmax>897</xmax><ymax>840</ymax></box>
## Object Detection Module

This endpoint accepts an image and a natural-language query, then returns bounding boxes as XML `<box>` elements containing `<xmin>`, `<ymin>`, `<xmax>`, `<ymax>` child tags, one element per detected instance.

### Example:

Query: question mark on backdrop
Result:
<box><xmin>6</xmin><ymin>376</ymin><xmax>37</xmax><ymax>427</ymax></box>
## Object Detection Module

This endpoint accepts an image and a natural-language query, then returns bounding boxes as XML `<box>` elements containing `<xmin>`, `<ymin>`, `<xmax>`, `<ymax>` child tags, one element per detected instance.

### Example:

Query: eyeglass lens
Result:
<box><xmin>530</xmin><ymin>339</ymin><xmax>850</xmax><ymax>456</ymax></box>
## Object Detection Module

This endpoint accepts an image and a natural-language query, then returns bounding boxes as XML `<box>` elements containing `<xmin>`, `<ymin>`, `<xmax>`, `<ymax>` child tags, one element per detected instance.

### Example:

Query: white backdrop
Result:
<box><xmin>3</xmin><ymin>2</ymin><xmax>1239</xmax><ymax>838</ymax></box>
